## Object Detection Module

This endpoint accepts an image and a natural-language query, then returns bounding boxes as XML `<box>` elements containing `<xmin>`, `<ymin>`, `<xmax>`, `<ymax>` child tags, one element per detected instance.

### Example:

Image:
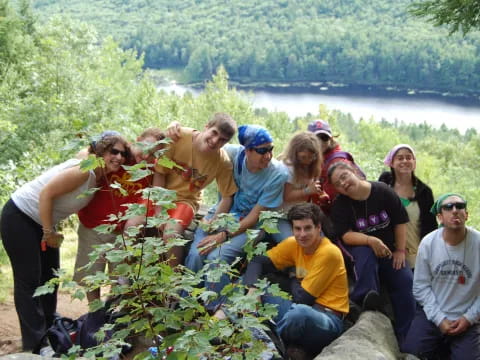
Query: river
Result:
<box><xmin>158</xmin><ymin>83</ymin><xmax>480</xmax><ymax>134</ymax></box>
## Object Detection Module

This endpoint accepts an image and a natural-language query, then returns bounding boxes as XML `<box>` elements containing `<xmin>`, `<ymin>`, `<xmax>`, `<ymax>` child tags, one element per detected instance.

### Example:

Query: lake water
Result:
<box><xmin>158</xmin><ymin>83</ymin><xmax>480</xmax><ymax>133</ymax></box>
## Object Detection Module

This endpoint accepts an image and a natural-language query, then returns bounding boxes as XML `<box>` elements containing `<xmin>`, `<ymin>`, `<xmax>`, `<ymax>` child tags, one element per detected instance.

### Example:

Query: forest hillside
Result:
<box><xmin>1</xmin><ymin>2</ymin><xmax>479</xmax><ymax>356</ymax></box>
<box><xmin>30</xmin><ymin>0</ymin><xmax>480</xmax><ymax>94</ymax></box>
<box><xmin>1</xmin><ymin>1</ymin><xmax>479</xmax><ymax>225</ymax></box>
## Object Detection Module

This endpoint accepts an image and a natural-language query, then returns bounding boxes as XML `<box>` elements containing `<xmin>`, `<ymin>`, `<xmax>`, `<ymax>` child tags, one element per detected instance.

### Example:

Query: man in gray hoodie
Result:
<box><xmin>403</xmin><ymin>193</ymin><xmax>480</xmax><ymax>359</ymax></box>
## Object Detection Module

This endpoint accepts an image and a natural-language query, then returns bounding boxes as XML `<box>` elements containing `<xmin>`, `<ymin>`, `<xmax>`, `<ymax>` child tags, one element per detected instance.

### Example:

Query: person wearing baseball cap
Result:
<box><xmin>307</xmin><ymin>119</ymin><xmax>365</xmax><ymax>214</ymax></box>
<box><xmin>308</xmin><ymin>119</ymin><xmax>333</xmax><ymax>141</ymax></box>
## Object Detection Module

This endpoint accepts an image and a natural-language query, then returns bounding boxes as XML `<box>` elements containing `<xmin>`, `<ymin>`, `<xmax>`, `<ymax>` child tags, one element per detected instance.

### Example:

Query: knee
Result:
<box><xmin>396</xmin><ymin>269</ymin><xmax>413</xmax><ymax>288</ymax></box>
<box><xmin>352</xmin><ymin>246</ymin><xmax>378</xmax><ymax>266</ymax></box>
<box><xmin>282</xmin><ymin>304</ymin><xmax>311</xmax><ymax>325</ymax></box>
<box><xmin>185</xmin><ymin>247</ymin><xmax>203</xmax><ymax>271</ymax></box>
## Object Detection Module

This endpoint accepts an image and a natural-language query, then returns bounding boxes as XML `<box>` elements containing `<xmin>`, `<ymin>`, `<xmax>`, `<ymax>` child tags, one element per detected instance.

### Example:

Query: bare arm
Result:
<box><xmin>165</xmin><ymin>121</ymin><xmax>182</xmax><ymax>142</ymax></box>
<box><xmin>231</xmin><ymin>204</ymin><xmax>265</xmax><ymax>238</ymax></box>
<box><xmin>197</xmin><ymin>203</ymin><xmax>265</xmax><ymax>255</ymax></box>
<box><xmin>392</xmin><ymin>223</ymin><xmax>407</xmax><ymax>269</ymax></box>
<box><xmin>283</xmin><ymin>182</ymin><xmax>308</xmax><ymax>203</ymax></box>
<box><xmin>152</xmin><ymin>172</ymin><xmax>166</xmax><ymax>188</ymax></box>
<box><xmin>39</xmin><ymin>165</ymin><xmax>90</xmax><ymax>230</ymax></box>
<box><xmin>39</xmin><ymin>166</ymin><xmax>90</xmax><ymax>247</ymax></box>
<box><xmin>283</xmin><ymin>180</ymin><xmax>323</xmax><ymax>203</ymax></box>
<box><xmin>342</xmin><ymin>231</ymin><xmax>392</xmax><ymax>258</ymax></box>
<box><xmin>210</xmin><ymin>196</ymin><xmax>233</xmax><ymax>220</ymax></box>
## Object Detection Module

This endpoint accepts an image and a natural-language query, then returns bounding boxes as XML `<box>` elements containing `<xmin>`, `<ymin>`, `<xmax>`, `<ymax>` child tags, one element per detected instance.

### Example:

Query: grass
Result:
<box><xmin>0</xmin><ymin>227</ymin><xmax>79</xmax><ymax>304</ymax></box>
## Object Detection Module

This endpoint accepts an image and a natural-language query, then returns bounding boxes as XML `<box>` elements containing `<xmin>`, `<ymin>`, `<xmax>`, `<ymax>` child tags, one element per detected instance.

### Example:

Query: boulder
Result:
<box><xmin>0</xmin><ymin>355</ymin><xmax>90</xmax><ymax>360</ymax></box>
<box><xmin>0</xmin><ymin>355</ymin><xmax>42</xmax><ymax>360</ymax></box>
<box><xmin>315</xmin><ymin>311</ymin><xmax>419</xmax><ymax>360</ymax></box>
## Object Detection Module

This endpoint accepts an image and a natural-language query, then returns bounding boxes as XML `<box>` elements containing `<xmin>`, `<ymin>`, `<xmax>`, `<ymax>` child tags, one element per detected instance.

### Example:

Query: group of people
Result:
<box><xmin>1</xmin><ymin>113</ymin><xmax>478</xmax><ymax>359</ymax></box>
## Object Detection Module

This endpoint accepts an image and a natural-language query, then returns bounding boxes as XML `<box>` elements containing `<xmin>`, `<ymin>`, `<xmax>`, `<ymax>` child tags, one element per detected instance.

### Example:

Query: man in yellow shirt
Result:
<box><xmin>243</xmin><ymin>203</ymin><xmax>349</xmax><ymax>357</ymax></box>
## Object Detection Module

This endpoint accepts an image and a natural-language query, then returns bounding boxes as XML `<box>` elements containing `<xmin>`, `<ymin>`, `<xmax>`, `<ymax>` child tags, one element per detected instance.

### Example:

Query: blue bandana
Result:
<box><xmin>238</xmin><ymin>125</ymin><xmax>273</xmax><ymax>149</ymax></box>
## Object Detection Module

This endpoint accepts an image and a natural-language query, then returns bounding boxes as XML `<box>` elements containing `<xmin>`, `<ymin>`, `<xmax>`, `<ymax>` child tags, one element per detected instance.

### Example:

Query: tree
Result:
<box><xmin>410</xmin><ymin>0</ymin><xmax>480</xmax><ymax>35</ymax></box>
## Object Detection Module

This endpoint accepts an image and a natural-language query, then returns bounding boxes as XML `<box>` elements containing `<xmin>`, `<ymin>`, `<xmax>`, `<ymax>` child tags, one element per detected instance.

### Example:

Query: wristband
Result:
<box><xmin>396</xmin><ymin>249</ymin><xmax>406</xmax><ymax>253</ymax></box>
<box><xmin>218</xmin><ymin>230</ymin><xmax>229</xmax><ymax>242</ymax></box>
<box><xmin>42</xmin><ymin>228</ymin><xmax>54</xmax><ymax>234</ymax></box>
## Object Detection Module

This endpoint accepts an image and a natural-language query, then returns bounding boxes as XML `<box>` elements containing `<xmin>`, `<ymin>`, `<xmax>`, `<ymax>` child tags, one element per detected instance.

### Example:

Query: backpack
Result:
<box><xmin>45</xmin><ymin>316</ymin><xmax>83</xmax><ymax>355</ymax></box>
<box><xmin>45</xmin><ymin>297</ymin><xmax>130</xmax><ymax>357</ymax></box>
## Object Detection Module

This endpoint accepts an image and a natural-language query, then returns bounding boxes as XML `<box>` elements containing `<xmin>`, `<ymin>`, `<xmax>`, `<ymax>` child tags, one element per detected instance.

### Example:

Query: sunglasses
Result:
<box><xmin>252</xmin><ymin>146</ymin><xmax>274</xmax><ymax>155</ymax></box>
<box><xmin>110</xmin><ymin>148</ymin><xmax>128</xmax><ymax>158</ymax></box>
<box><xmin>317</xmin><ymin>134</ymin><xmax>330</xmax><ymax>142</ymax></box>
<box><xmin>440</xmin><ymin>202</ymin><xmax>467</xmax><ymax>211</ymax></box>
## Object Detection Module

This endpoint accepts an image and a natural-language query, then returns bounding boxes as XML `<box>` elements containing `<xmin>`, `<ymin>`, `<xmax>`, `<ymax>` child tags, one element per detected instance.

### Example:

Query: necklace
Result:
<box><xmin>443</xmin><ymin>229</ymin><xmax>468</xmax><ymax>284</ymax></box>
<box><xmin>351</xmin><ymin>199</ymin><xmax>369</xmax><ymax>232</ymax></box>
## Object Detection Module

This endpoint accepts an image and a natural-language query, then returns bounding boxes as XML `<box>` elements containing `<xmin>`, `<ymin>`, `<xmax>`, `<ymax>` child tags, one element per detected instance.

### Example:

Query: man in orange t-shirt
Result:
<box><xmin>153</xmin><ymin>113</ymin><xmax>238</xmax><ymax>266</ymax></box>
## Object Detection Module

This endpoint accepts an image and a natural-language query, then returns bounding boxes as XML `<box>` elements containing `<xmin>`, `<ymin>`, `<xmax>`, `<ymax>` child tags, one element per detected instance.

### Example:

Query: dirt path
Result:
<box><xmin>0</xmin><ymin>292</ymin><xmax>89</xmax><ymax>356</ymax></box>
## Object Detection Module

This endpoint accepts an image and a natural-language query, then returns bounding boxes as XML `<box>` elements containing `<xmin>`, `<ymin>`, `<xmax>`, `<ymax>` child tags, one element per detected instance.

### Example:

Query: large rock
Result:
<box><xmin>315</xmin><ymin>311</ymin><xmax>418</xmax><ymax>360</ymax></box>
<box><xmin>0</xmin><ymin>355</ymin><xmax>90</xmax><ymax>360</ymax></box>
<box><xmin>0</xmin><ymin>355</ymin><xmax>42</xmax><ymax>360</ymax></box>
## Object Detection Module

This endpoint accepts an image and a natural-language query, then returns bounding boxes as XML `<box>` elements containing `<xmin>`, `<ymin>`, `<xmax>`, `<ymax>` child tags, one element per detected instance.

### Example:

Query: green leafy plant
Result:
<box><xmin>35</xmin><ymin>158</ymin><xmax>287</xmax><ymax>360</ymax></box>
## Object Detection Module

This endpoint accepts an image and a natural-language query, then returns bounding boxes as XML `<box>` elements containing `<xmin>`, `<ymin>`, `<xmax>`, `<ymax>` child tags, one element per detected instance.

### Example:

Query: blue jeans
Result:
<box><xmin>185</xmin><ymin>222</ymin><xmax>249</xmax><ymax>308</ymax></box>
<box><xmin>349</xmin><ymin>245</ymin><xmax>415</xmax><ymax>346</ymax></box>
<box><xmin>263</xmin><ymin>294</ymin><xmax>343</xmax><ymax>355</ymax></box>
<box><xmin>268</xmin><ymin>218</ymin><xmax>293</xmax><ymax>244</ymax></box>
<box><xmin>403</xmin><ymin>308</ymin><xmax>480</xmax><ymax>359</ymax></box>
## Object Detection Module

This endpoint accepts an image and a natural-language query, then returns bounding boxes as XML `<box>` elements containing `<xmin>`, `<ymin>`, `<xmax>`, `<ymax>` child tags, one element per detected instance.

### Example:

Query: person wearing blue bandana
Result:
<box><xmin>185</xmin><ymin>124</ymin><xmax>289</xmax><ymax>308</ymax></box>
<box><xmin>404</xmin><ymin>193</ymin><xmax>480</xmax><ymax>359</ymax></box>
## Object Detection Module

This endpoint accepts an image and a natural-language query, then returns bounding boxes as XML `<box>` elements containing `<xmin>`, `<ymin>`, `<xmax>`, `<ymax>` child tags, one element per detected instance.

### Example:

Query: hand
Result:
<box><xmin>392</xmin><ymin>250</ymin><xmax>406</xmax><ymax>270</ymax></box>
<box><xmin>165</xmin><ymin>121</ymin><xmax>182</xmax><ymax>142</ymax></box>
<box><xmin>246</xmin><ymin>287</ymin><xmax>262</xmax><ymax>307</ymax></box>
<box><xmin>305</xmin><ymin>180</ymin><xmax>323</xmax><ymax>196</ymax></box>
<box><xmin>448</xmin><ymin>316</ymin><xmax>470</xmax><ymax>335</ymax></box>
<box><xmin>439</xmin><ymin>318</ymin><xmax>454</xmax><ymax>334</ymax></box>
<box><xmin>367</xmin><ymin>236</ymin><xmax>392</xmax><ymax>258</ymax></box>
<box><xmin>201</xmin><ymin>217</ymin><xmax>213</xmax><ymax>225</ymax></box>
<box><xmin>197</xmin><ymin>232</ymin><xmax>227</xmax><ymax>255</ymax></box>
<box><xmin>43</xmin><ymin>232</ymin><xmax>64</xmax><ymax>248</ymax></box>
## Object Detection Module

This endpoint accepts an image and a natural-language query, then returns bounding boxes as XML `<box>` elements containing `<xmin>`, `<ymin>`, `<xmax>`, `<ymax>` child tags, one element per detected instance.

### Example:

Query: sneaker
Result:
<box><xmin>39</xmin><ymin>345</ymin><xmax>55</xmax><ymax>357</ymax></box>
<box><xmin>362</xmin><ymin>290</ymin><xmax>382</xmax><ymax>312</ymax></box>
<box><xmin>286</xmin><ymin>345</ymin><xmax>311</xmax><ymax>360</ymax></box>
<box><xmin>345</xmin><ymin>301</ymin><xmax>362</xmax><ymax>325</ymax></box>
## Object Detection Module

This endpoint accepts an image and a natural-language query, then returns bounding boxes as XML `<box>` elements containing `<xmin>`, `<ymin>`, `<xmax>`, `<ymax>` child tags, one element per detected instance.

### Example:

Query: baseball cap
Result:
<box><xmin>307</xmin><ymin>119</ymin><xmax>332</xmax><ymax>138</ymax></box>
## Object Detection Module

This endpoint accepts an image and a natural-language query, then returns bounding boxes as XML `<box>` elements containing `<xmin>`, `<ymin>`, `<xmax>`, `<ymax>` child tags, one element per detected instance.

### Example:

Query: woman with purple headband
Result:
<box><xmin>379</xmin><ymin>144</ymin><xmax>437</xmax><ymax>269</ymax></box>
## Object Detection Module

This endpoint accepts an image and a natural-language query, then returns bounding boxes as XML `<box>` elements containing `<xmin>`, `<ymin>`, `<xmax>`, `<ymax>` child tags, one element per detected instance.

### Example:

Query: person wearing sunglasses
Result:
<box><xmin>307</xmin><ymin>119</ymin><xmax>365</xmax><ymax>214</ymax></box>
<box><xmin>379</xmin><ymin>144</ymin><xmax>437</xmax><ymax>269</ymax></box>
<box><xmin>404</xmin><ymin>193</ymin><xmax>480</xmax><ymax>359</ymax></box>
<box><xmin>185</xmin><ymin>124</ymin><xmax>288</xmax><ymax>310</ymax></box>
<box><xmin>0</xmin><ymin>132</ymin><xmax>130</xmax><ymax>353</ymax></box>
<box><xmin>328</xmin><ymin>161</ymin><xmax>415</xmax><ymax>349</ymax></box>
<box><xmin>74</xmin><ymin>128</ymin><xmax>166</xmax><ymax>303</ymax></box>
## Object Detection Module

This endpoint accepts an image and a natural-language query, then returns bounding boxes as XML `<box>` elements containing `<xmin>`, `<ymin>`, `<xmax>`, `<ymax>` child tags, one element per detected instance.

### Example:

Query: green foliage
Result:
<box><xmin>410</xmin><ymin>0</ymin><xmax>480</xmax><ymax>35</ymax></box>
<box><xmin>2</xmin><ymin>0</ymin><xmax>480</xmax><ymax>316</ymax></box>
<box><xmin>30</xmin><ymin>0</ymin><xmax>480</xmax><ymax>94</ymax></box>
<box><xmin>39</xmin><ymin>182</ymin><xmax>286</xmax><ymax>359</ymax></box>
